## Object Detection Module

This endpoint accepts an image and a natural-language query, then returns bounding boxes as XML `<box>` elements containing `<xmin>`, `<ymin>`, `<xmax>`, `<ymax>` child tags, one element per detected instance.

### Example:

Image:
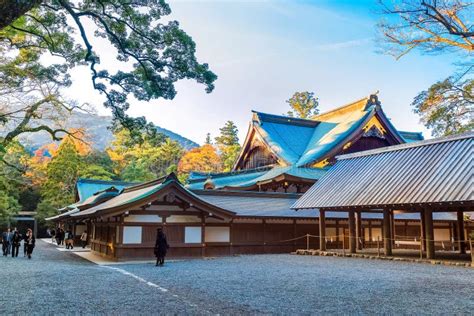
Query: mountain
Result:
<box><xmin>14</xmin><ymin>111</ymin><xmax>199</xmax><ymax>152</ymax></box>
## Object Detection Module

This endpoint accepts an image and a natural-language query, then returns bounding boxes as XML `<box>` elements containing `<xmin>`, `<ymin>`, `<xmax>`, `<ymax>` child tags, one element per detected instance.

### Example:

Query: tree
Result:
<box><xmin>286</xmin><ymin>92</ymin><xmax>319</xmax><ymax>118</ymax></box>
<box><xmin>412</xmin><ymin>76</ymin><xmax>473</xmax><ymax>136</ymax></box>
<box><xmin>215</xmin><ymin>121</ymin><xmax>240</xmax><ymax>172</ymax></box>
<box><xmin>107</xmin><ymin>128</ymin><xmax>183</xmax><ymax>181</ymax></box>
<box><xmin>0</xmin><ymin>141</ymin><xmax>28</xmax><ymax>225</ymax></box>
<box><xmin>178</xmin><ymin>144</ymin><xmax>222</xmax><ymax>174</ymax></box>
<box><xmin>205</xmin><ymin>133</ymin><xmax>212</xmax><ymax>145</ymax></box>
<box><xmin>377</xmin><ymin>0</ymin><xmax>473</xmax><ymax>136</ymax></box>
<box><xmin>377</xmin><ymin>0</ymin><xmax>473</xmax><ymax>59</ymax></box>
<box><xmin>36</xmin><ymin>137</ymin><xmax>83</xmax><ymax>222</ymax></box>
<box><xmin>0</xmin><ymin>45</ymin><xmax>87</xmax><ymax>157</ymax></box>
<box><xmin>0</xmin><ymin>0</ymin><xmax>217</xmax><ymax>136</ymax></box>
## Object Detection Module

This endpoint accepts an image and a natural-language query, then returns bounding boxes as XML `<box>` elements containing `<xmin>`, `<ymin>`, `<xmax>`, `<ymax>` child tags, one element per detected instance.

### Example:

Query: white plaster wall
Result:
<box><xmin>124</xmin><ymin>215</ymin><xmax>162</xmax><ymax>223</ymax></box>
<box><xmin>185</xmin><ymin>227</ymin><xmax>202</xmax><ymax>243</ymax></box>
<box><xmin>205</xmin><ymin>227</ymin><xmax>230</xmax><ymax>242</ymax></box>
<box><xmin>123</xmin><ymin>226</ymin><xmax>142</xmax><ymax>244</ymax></box>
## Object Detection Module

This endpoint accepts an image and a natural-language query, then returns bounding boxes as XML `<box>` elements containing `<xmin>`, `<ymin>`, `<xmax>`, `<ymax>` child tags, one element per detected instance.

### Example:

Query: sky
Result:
<box><xmin>63</xmin><ymin>0</ymin><xmax>457</xmax><ymax>145</ymax></box>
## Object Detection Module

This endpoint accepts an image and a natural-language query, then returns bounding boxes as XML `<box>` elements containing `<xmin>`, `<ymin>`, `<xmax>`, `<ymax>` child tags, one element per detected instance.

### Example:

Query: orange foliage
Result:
<box><xmin>178</xmin><ymin>144</ymin><xmax>222</xmax><ymax>174</ymax></box>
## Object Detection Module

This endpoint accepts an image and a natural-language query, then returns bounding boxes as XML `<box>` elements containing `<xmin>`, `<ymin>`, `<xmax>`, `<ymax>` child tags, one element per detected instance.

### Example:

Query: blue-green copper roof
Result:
<box><xmin>399</xmin><ymin>131</ymin><xmax>424</xmax><ymax>143</ymax></box>
<box><xmin>187</xmin><ymin>168</ymin><xmax>269</xmax><ymax>190</ymax></box>
<box><xmin>253</xmin><ymin>112</ymin><xmax>318</xmax><ymax>164</ymax></box>
<box><xmin>76</xmin><ymin>178</ymin><xmax>137</xmax><ymax>202</ymax></box>
<box><xmin>295</xmin><ymin>107</ymin><xmax>373</xmax><ymax>167</ymax></box>
<box><xmin>187</xmin><ymin>166</ymin><xmax>327</xmax><ymax>190</ymax></box>
<box><xmin>253</xmin><ymin>97</ymin><xmax>382</xmax><ymax>168</ymax></box>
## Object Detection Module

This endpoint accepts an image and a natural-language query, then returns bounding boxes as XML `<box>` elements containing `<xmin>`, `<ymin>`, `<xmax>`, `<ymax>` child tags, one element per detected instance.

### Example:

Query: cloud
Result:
<box><xmin>312</xmin><ymin>38</ymin><xmax>372</xmax><ymax>52</ymax></box>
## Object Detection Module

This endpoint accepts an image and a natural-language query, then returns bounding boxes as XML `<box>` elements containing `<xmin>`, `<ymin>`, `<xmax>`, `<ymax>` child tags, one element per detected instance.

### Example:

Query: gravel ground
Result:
<box><xmin>1</xmin><ymin>241</ymin><xmax>473</xmax><ymax>315</ymax></box>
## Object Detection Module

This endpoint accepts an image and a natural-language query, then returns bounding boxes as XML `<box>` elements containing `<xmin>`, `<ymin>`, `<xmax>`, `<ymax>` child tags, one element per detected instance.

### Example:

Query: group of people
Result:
<box><xmin>48</xmin><ymin>227</ymin><xmax>88</xmax><ymax>249</ymax></box>
<box><xmin>1</xmin><ymin>227</ymin><xmax>36</xmax><ymax>259</ymax></box>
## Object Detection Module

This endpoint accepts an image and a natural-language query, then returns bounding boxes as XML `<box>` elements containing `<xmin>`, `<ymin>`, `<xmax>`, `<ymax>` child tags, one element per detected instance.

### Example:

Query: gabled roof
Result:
<box><xmin>71</xmin><ymin>174</ymin><xmax>236</xmax><ymax>220</ymax></box>
<box><xmin>293</xmin><ymin>132</ymin><xmax>474</xmax><ymax>210</ymax></box>
<box><xmin>236</xmin><ymin>94</ymin><xmax>406</xmax><ymax>170</ymax></box>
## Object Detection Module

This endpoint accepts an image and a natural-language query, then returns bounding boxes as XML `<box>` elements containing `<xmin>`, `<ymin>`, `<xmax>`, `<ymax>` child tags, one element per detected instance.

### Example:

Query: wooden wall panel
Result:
<box><xmin>232</xmin><ymin>223</ymin><xmax>264</xmax><ymax>243</ymax></box>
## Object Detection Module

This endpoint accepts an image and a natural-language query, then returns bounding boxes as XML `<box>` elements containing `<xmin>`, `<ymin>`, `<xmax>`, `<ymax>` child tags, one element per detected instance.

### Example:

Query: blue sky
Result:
<box><xmin>64</xmin><ymin>0</ymin><xmax>457</xmax><ymax>144</ymax></box>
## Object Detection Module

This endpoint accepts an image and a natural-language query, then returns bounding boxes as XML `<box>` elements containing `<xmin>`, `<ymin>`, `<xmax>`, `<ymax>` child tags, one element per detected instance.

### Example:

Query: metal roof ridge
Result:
<box><xmin>311</xmin><ymin>96</ymin><xmax>370</xmax><ymax>121</ymax></box>
<box><xmin>192</xmin><ymin>189</ymin><xmax>302</xmax><ymax>199</ymax></box>
<box><xmin>337</xmin><ymin>131</ymin><xmax>474</xmax><ymax>160</ymax></box>
<box><xmin>187</xmin><ymin>165</ymin><xmax>274</xmax><ymax>183</ymax></box>
<box><xmin>121</xmin><ymin>175</ymin><xmax>168</xmax><ymax>192</ymax></box>
<box><xmin>251</xmin><ymin>110</ymin><xmax>320</xmax><ymax>127</ymax></box>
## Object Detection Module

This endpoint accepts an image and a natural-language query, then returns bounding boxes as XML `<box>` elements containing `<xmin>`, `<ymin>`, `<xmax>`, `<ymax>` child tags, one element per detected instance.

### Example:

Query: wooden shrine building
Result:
<box><xmin>293</xmin><ymin>132</ymin><xmax>474</xmax><ymax>259</ymax></box>
<box><xmin>48</xmin><ymin>94</ymin><xmax>471</xmax><ymax>260</ymax></box>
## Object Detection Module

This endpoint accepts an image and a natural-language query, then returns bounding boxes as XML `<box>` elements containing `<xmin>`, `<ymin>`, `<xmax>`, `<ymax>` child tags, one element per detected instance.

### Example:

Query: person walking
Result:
<box><xmin>25</xmin><ymin>229</ymin><xmax>35</xmax><ymax>259</ymax></box>
<box><xmin>50</xmin><ymin>228</ymin><xmax>56</xmax><ymax>244</ymax></box>
<box><xmin>2</xmin><ymin>228</ymin><xmax>12</xmax><ymax>256</ymax></box>
<box><xmin>65</xmin><ymin>229</ymin><xmax>74</xmax><ymax>249</ymax></box>
<box><xmin>154</xmin><ymin>228</ymin><xmax>169</xmax><ymax>267</ymax></box>
<box><xmin>11</xmin><ymin>229</ymin><xmax>21</xmax><ymax>258</ymax></box>
<box><xmin>56</xmin><ymin>228</ymin><xmax>63</xmax><ymax>246</ymax></box>
<box><xmin>80</xmin><ymin>231</ymin><xmax>88</xmax><ymax>248</ymax></box>
<box><xmin>23</xmin><ymin>230</ymin><xmax>28</xmax><ymax>257</ymax></box>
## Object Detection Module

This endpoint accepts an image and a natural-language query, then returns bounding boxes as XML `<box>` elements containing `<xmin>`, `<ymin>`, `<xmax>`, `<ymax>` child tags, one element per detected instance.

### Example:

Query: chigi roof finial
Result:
<box><xmin>366</xmin><ymin>91</ymin><xmax>381</xmax><ymax>109</ymax></box>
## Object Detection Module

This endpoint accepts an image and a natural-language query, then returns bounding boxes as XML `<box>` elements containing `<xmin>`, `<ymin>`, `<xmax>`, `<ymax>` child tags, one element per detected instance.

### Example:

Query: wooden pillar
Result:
<box><xmin>383</xmin><ymin>209</ymin><xmax>392</xmax><ymax>256</ymax></box>
<box><xmin>457</xmin><ymin>211</ymin><xmax>466</xmax><ymax>254</ymax></box>
<box><xmin>424</xmin><ymin>208</ymin><xmax>435</xmax><ymax>259</ymax></box>
<box><xmin>201</xmin><ymin>216</ymin><xmax>206</xmax><ymax>257</ymax></box>
<box><xmin>319</xmin><ymin>210</ymin><xmax>326</xmax><ymax>251</ymax></box>
<box><xmin>349</xmin><ymin>211</ymin><xmax>356</xmax><ymax>254</ymax></box>
<box><xmin>356</xmin><ymin>211</ymin><xmax>362</xmax><ymax>250</ymax></box>
<box><xmin>420</xmin><ymin>210</ymin><xmax>426</xmax><ymax>251</ymax></box>
<box><xmin>389</xmin><ymin>211</ymin><xmax>395</xmax><ymax>247</ymax></box>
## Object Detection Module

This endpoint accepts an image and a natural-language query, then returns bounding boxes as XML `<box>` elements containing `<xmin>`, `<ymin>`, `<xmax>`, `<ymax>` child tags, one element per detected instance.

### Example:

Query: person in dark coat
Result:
<box><xmin>2</xmin><ymin>228</ymin><xmax>12</xmax><ymax>256</ymax></box>
<box><xmin>11</xmin><ymin>229</ymin><xmax>21</xmax><ymax>257</ymax></box>
<box><xmin>25</xmin><ymin>229</ymin><xmax>35</xmax><ymax>259</ymax></box>
<box><xmin>154</xmin><ymin>228</ymin><xmax>169</xmax><ymax>266</ymax></box>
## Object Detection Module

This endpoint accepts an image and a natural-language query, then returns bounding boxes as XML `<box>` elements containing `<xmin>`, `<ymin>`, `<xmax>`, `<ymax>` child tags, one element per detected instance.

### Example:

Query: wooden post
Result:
<box><xmin>469</xmin><ymin>239</ymin><xmax>473</xmax><ymax>265</ymax></box>
<box><xmin>306</xmin><ymin>234</ymin><xmax>309</xmax><ymax>250</ymax></box>
<box><xmin>420</xmin><ymin>209</ymin><xmax>426</xmax><ymax>251</ymax></box>
<box><xmin>457</xmin><ymin>211</ymin><xmax>466</xmax><ymax>254</ymax></box>
<box><xmin>424</xmin><ymin>208</ymin><xmax>435</xmax><ymax>259</ymax></box>
<box><xmin>419</xmin><ymin>235</ymin><xmax>423</xmax><ymax>259</ymax></box>
<box><xmin>349</xmin><ymin>211</ymin><xmax>356</xmax><ymax>254</ymax></box>
<box><xmin>356</xmin><ymin>211</ymin><xmax>363</xmax><ymax>250</ymax></box>
<box><xmin>319</xmin><ymin>210</ymin><xmax>326</xmax><ymax>251</ymax></box>
<box><xmin>201</xmin><ymin>216</ymin><xmax>206</xmax><ymax>257</ymax></box>
<box><xmin>342</xmin><ymin>230</ymin><xmax>345</xmax><ymax>255</ymax></box>
<box><xmin>377</xmin><ymin>236</ymin><xmax>380</xmax><ymax>257</ymax></box>
<box><xmin>389</xmin><ymin>211</ymin><xmax>395</xmax><ymax>248</ymax></box>
<box><xmin>383</xmin><ymin>208</ymin><xmax>392</xmax><ymax>256</ymax></box>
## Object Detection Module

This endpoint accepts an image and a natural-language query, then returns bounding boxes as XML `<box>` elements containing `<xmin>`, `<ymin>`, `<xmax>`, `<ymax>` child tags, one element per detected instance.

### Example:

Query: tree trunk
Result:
<box><xmin>0</xmin><ymin>0</ymin><xmax>43</xmax><ymax>29</ymax></box>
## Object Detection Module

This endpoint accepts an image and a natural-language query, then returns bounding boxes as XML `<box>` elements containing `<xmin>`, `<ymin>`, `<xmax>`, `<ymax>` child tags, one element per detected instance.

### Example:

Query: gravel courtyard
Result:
<box><xmin>1</xmin><ymin>240</ymin><xmax>473</xmax><ymax>315</ymax></box>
